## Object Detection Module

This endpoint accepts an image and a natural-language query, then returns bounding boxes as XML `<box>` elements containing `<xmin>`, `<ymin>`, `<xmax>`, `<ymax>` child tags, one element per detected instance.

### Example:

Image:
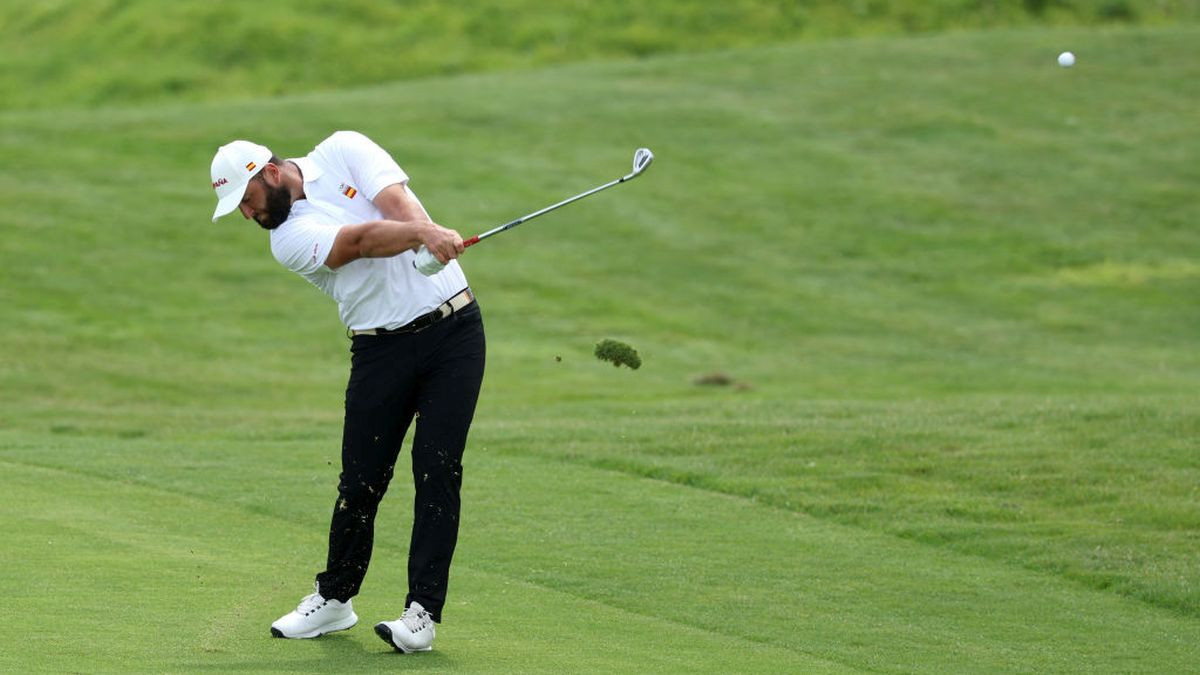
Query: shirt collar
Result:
<box><xmin>290</xmin><ymin>156</ymin><xmax>323</xmax><ymax>183</ymax></box>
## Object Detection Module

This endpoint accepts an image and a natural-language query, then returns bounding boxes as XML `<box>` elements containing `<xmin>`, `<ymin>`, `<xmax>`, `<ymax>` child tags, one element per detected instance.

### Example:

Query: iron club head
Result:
<box><xmin>631</xmin><ymin>147</ymin><xmax>654</xmax><ymax>177</ymax></box>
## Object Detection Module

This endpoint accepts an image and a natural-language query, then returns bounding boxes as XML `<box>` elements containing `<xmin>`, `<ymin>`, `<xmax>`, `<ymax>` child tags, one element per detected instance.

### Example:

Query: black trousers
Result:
<box><xmin>315</xmin><ymin>302</ymin><xmax>485</xmax><ymax>623</ymax></box>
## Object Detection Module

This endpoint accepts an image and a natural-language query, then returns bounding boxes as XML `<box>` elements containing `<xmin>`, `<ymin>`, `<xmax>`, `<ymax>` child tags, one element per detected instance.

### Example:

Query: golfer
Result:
<box><xmin>209</xmin><ymin>131</ymin><xmax>486</xmax><ymax>653</ymax></box>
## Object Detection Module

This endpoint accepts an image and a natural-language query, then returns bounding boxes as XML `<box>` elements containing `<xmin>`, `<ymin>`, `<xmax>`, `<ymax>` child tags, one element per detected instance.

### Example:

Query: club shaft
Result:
<box><xmin>464</xmin><ymin>171</ymin><xmax>638</xmax><ymax>248</ymax></box>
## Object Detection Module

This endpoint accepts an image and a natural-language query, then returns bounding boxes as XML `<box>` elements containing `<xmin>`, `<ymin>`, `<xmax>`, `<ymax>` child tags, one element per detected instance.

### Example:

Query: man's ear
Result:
<box><xmin>261</xmin><ymin>162</ymin><xmax>282</xmax><ymax>186</ymax></box>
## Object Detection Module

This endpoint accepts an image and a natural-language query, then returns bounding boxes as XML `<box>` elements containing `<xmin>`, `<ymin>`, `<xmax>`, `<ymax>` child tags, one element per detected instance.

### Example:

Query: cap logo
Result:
<box><xmin>245</xmin><ymin>161</ymin><xmax>257</xmax><ymax>171</ymax></box>
<box><xmin>212</xmin><ymin>177</ymin><xmax>228</xmax><ymax>189</ymax></box>
<box><xmin>340</xmin><ymin>183</ymin><xmax>358</xmax><ymax>199</ymax></box>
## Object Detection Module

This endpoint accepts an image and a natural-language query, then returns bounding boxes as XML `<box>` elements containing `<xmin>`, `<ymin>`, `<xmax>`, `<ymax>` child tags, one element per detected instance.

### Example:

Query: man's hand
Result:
<box><xmin>414</xmin><ymin>245</ymin><xmax>446</xmax><ymax>276</ymax></box>
<box><xmin>419</xmin><ymin>222</ymin><xmax>465</xmax><ymax>265</ymax></box>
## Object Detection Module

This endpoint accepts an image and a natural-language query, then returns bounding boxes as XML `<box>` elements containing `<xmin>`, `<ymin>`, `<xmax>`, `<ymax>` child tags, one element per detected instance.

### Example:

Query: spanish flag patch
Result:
<box><xmin>342</xmin><ymin>185</ymin><xmax>357</xmax><ymax>199</ymax></box>
<box><xmin>245</xmin><ymin>161</ymin><xmax>256</xmax><ymax>171</ymax></box>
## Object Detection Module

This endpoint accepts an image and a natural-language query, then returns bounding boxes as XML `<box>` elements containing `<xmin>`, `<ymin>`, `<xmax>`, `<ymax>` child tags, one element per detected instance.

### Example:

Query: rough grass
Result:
<box><xmin>1</xmin><ymin>0</ymin><xmax>1196</xmax><ymax>110</ymax></box>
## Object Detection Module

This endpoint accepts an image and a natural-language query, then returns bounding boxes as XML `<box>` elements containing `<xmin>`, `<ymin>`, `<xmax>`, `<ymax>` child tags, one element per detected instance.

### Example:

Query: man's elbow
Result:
<box><xmin>325</xmin><ymin>227</ymin><xmax>368</xmax><ymax>270</ymax></box>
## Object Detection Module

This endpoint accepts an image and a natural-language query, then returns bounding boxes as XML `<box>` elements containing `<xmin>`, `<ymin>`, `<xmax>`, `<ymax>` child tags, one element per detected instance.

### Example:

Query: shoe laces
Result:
<box><xmin>401</xmin><ymin>604</ymin><xmax>432</xmax><ymax>632</ymax></box>
<box><xmin>296</xmin><ymin>592</ymin><xmax>327</xmax><ymax>616</ymax></box>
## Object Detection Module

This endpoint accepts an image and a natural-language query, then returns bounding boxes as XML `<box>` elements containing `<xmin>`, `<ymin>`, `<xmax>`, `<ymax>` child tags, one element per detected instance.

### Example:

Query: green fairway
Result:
<box><xmin>2</xmin><ymin>22</ymin><xmax>1199</xmax><ymax>673</ymax></box>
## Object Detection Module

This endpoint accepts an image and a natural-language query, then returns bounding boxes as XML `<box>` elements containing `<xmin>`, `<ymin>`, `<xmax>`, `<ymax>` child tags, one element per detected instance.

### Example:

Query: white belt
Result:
<box><xmin>349</xmin><ymin>288</ymin><xmax>475</xmax><ymax>336</ymax></box>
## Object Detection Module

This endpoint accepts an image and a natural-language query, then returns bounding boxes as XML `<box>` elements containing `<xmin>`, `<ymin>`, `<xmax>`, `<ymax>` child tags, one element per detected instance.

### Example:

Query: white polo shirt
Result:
<box><xmin>269</xmin><ymin>131</ymin><xmax>469</xmax><ymax>330</ymax></box>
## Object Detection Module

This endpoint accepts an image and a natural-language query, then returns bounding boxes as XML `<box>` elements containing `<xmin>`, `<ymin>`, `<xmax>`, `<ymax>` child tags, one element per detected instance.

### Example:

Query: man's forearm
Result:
<box><xmin>325</xmin><ymin>216</ymin><xmax>463</xmax><ymax>270</ymax></box>
<box><xmin>355</xmin><ymin>220</ymin><xmax>429</xmax><ymax>259</ymax></box>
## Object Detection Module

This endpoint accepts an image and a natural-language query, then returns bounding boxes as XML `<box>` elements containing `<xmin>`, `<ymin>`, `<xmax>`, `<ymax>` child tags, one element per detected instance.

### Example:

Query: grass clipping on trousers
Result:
<box><xmin>594</xmin><ymin>339</ymin><xmax>641</xmax><ymax>370</ymax></box>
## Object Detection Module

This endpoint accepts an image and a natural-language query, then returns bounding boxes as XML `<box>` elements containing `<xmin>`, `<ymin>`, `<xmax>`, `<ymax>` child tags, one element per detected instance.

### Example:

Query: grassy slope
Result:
<box><xmin>1</xmin><ymin>24</ymin><xmax>1199</xmax><ymax>671</ymax></box>
<box><xmin>2</xmin><ymin>0</ymin><xmax>1196</xmax><ymax>110</ymax></box>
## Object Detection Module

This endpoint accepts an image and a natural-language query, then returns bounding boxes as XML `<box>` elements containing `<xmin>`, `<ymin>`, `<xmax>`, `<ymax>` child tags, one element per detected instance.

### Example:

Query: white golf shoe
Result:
<box><xmin>270</xmin><ymin>589</ymin><xmax>358</xmax><ymax>639</ymax></box>
<box><xmin>374</xmin><ymin>601</ymin><xmax>436</xmax><ymax>653</ymax></box>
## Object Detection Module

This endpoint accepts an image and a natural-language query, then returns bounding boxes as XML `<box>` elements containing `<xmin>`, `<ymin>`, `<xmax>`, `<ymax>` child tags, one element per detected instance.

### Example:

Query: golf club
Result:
<box><xmin>414</xmin><ymin>148</ymin><xmax>654</xmax><ymax>274</ymax></box>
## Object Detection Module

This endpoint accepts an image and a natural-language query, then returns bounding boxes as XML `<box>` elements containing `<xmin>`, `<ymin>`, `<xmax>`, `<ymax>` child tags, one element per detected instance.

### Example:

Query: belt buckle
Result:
<box><xmin>410</xmin><ymin>309</ymin><xmax>442</xmax><ymax>334</ymax></box>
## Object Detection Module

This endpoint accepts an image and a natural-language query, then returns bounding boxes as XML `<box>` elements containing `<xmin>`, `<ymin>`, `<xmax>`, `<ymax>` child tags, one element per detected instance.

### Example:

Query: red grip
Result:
<box><xmin>463</xmin><ymin>235</ymin><xmax>480</xmax><ymax>248</ymax></box>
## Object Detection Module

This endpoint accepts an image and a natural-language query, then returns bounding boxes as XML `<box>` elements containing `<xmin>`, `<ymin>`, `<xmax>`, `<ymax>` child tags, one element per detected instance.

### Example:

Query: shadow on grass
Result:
<box><xmin>174</xmin><ymin>632</ymin><xmax>459</xmax><ymax>671</ymax></box>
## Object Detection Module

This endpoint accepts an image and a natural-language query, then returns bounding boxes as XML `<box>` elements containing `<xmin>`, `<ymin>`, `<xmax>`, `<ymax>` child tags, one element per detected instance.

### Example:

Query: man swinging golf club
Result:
<box><xmin>210</xmin><ymin>131</ymin><xmax>485</xmax><ymax>654</ymax></box>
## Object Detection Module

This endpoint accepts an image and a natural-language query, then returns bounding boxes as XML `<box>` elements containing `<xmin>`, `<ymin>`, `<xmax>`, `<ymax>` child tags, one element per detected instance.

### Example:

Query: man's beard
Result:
<box><xmin>256</xmin><ymin>181</ymin><xmax>294</xmax><ymax>230</ymax></box>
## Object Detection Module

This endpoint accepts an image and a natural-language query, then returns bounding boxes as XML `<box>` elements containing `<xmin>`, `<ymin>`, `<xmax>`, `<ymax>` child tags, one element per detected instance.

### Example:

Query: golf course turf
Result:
<box><xmin>1</xmin><ymin>18</ymin><xmax>1198</xmax><ymax>673</ymax></box>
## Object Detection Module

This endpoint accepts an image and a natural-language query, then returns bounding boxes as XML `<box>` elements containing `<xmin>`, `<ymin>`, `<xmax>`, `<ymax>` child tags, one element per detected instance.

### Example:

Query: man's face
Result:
<box><xmin>238</xmin><ymin>166</ymin><xmax>293</xmax><ymax>230</ymax></box>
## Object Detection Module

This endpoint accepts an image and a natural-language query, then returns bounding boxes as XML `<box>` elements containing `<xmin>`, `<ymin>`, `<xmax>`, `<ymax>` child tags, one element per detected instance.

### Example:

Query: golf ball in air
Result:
<box><xmin>1058</xmin><ymin>51</ymin><xmax>1075</xmax><ymax>67</ymax></box>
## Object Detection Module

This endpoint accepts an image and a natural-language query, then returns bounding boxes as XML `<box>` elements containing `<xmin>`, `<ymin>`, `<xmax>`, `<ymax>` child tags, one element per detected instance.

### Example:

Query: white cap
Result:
<box><xmin>210</xmin><ymin>140</ymin><xmax>273</xmax><ymax>221</ymax></box>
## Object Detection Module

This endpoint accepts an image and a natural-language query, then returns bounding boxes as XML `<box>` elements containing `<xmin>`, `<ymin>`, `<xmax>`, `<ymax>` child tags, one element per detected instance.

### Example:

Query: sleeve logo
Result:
<box><xmin>338</xmin><ymin>183</ymin><xmax>358</xmax><ymax>199</ymax></box>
